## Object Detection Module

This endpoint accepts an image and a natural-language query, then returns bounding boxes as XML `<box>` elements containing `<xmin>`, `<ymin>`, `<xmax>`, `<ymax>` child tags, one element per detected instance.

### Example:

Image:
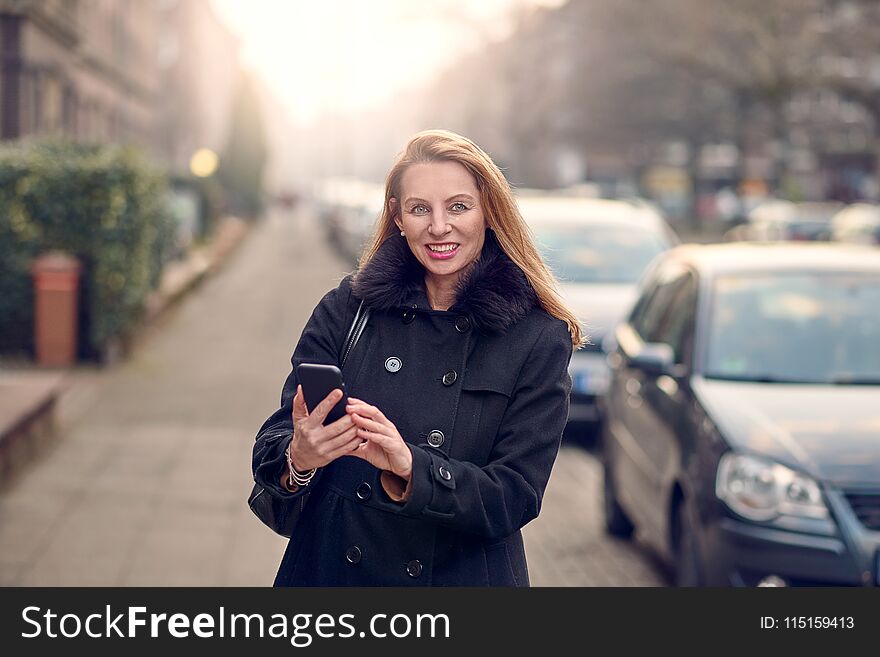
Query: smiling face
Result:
<box><xmin>392</xmin><ymin>160</ymin><xmax>487</xmax><ymax>289</ymax></box>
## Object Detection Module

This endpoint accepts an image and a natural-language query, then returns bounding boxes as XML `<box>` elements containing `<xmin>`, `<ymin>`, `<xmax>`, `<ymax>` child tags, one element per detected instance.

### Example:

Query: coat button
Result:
<box><xmin>427</xmin><ymin>430</ymin><xmax>445</xmax><ymax>448</ymax></box>
<box><xmin>441</xmin><ymin>370</ymin><xmax>457</xmax><ymax>386</ymax></box>
<box><xmin>356</xmin><ymin>482</ymin><xmax>372</xmax><ymax>500</ymax></box>
<box><xmin>438</xmin><ymin>465</ymin><xmax>452</xmax><ymax>481</ymax></box>
<box><xmin>384</xmin><ymin>356</ymin><xmax>402</xmax><ymax>373</ymax></box>
<box><xmin>454</xmin><ymin>316</ymin><xmax>471</xmax><ymax>333</ymax></box>
<box><xmin>406</xmin><ymin>559</ymin><xmax>423</xmax><ymax>578</ymax></box>
<box><xmin>402</xmin><ymin>309</ymin><xmax>416</xmax><ymax>324</ymax></box>
<box><xmin>345</xmin><ymin>546</ymin><xmax>362</xmax><ymax>564</ymax></box>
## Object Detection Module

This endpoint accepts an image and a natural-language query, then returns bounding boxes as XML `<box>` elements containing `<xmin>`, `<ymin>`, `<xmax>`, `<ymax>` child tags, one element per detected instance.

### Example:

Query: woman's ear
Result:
<box><xmin>389</xmin><ymin>197</ymin><xmax>401</xmax><ymax>228</ymax></box>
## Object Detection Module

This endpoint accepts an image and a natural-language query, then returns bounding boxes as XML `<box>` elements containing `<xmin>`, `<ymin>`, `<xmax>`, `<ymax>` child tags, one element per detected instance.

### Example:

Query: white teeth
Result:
<box><xmin>428</xmin><ymin>244</ymin><xmax>459</xmax><ymax>253</ymax></box>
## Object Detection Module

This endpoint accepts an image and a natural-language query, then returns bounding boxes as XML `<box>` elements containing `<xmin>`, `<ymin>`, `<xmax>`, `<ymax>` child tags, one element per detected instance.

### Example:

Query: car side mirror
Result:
<box><xmin>629</xmin><ymin>342</ymin><xmax>675</xmax><ymax>377</ymax></box>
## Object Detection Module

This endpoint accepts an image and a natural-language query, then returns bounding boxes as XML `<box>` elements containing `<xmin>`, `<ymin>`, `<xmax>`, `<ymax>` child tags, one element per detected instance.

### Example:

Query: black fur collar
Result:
<box><xmin>351</xmin><ymin>230</ymin><xmax>537</xmax><ymax>334</ymax></box>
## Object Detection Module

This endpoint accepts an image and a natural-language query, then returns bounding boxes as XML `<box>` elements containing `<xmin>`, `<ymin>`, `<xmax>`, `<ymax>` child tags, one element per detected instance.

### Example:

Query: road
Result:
<box><xmin>0</xmin><ymin>206</ymin><xmax>666</xmax><ymax>586</ymax></box>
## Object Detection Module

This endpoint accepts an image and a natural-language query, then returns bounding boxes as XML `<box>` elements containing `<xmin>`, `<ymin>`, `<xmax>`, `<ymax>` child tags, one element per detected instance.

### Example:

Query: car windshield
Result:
<box><xmin>535</xmin><ymin>224</ymin><xmax>668</xmax><ymax>284</ymax></box>
<box><xmin>705</xmin><ymin>273</ymin><xmax>880</xmax><ymax>384</ymax></box>
<box><xmin>792</xmin><ymin>209</ymin><xmax>836</xmax><ymax>223</ymax></box>
<box><xmin>787</xmin><ymin>221</ymin><xmax>832</xmax><ymax>240</ymax></box>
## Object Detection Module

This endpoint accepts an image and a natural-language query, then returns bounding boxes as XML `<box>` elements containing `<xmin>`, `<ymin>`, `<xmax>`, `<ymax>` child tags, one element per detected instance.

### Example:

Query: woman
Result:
<box><xmin>253</xmin><ymin>130</ymin><xmax>583</xmax><ymax>586</ymax></box>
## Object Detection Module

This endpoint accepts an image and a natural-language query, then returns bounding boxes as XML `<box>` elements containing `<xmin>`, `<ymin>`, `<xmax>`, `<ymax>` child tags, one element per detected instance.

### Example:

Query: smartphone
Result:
<box><xmin>296</xmin><ymin>363</ymin><xmax>348</xmax><ymax>425</ymax></box>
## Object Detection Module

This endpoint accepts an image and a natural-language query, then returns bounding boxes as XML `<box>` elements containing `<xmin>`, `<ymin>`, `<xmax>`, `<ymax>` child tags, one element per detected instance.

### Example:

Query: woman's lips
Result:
<box><xmin>424</xmin><ymin>243</ymin><xmax>461</xmax><ymax>260</ymax></box>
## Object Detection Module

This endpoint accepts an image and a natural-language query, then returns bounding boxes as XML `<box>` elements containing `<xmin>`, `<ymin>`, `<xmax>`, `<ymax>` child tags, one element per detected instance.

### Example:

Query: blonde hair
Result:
<box><xmin>359</xmin><ymin>129</ymin><xmax>584</xmax><ymax>348</ymax></box>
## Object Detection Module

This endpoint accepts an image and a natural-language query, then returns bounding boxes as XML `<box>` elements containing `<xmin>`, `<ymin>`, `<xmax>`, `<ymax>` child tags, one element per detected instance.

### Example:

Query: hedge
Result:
<box><xmin>0</xmin><ymin>140</ymin><xmax>174</xmax><ymax>360</ymax></box>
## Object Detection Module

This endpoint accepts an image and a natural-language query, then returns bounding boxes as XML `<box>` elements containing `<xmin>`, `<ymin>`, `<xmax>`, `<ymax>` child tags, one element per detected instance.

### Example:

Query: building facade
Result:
<box><xmin>0</xmin><ymin>0</ymin><xmax>243</xmax><ymax>178</ymax></box>
<box><xmin>0</xmin><ymin>0</ymin><xmax>160</xmax><ymax>146</ymax></box>
<box><xmin>157</xmin><ymin>0</ymin><xmax>241</xmax><ymax>176</ymax></box>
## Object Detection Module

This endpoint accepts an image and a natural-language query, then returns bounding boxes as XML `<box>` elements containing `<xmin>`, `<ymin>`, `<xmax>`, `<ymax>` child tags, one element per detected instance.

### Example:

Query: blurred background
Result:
<box><xmin>0</xmin><ymin>0</ymin><xmax>878</xmax><ymax>587</ymax></box>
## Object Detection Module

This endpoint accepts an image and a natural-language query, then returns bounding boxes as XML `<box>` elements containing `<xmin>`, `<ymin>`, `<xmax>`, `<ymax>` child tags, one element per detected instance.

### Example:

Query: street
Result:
<box><xmin>0</xmin><ymin>206</ymin><xmax>666</xmax><ymax>586</ymax></box>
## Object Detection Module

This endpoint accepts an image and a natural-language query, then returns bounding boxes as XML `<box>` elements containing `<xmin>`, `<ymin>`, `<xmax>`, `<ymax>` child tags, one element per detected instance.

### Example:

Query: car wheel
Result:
<box><xmin>673</xmin><ymin>500</ymin><xmax>704</xmax><ymax>587</ymax></box>
<box><xmin>603</xmin><ymin>460</ymin><xmax>634</xmax><ymax>539</ymax></box>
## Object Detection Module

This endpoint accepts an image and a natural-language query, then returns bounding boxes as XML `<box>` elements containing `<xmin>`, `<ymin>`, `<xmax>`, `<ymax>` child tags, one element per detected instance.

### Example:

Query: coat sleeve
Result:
<box><xmin>392</xmin><ymin>318</ymin><xmax>573</xmax><ymax>540</ymax></box>
<box><xmin>251</xmin><ymin>276</ymin><xmax>358</xmax><ymax>499</ymax></box>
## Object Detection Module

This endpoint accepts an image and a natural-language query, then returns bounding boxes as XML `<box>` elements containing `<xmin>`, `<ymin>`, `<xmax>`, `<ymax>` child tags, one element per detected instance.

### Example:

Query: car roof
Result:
<box><xmin>516</xmin><ymin>195</ymin><xmax>666</xmax><ymax>227</ymax></box>
<box><xmin>314</xmin><ymin>177</ymin><xmax>384</xmax><ymax>209</ymax></box>
<box><xmin>666</xmin><ymin>242</ymin><xmax>880</xmax><ymax>276</ymax></box>
<box><xmin>748</xmin><ymin>200</ymin><xmax>844</xmax><ymax>223</ymax></box>
<box><xmin>832</xmin><ymin>203</ymin><xmax>880</xmax><ymax>224</ymax></box>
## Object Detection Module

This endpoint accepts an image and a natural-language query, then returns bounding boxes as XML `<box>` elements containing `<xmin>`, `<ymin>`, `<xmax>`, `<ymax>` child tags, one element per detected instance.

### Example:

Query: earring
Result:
<box><xmin>400</xmin><ymin>230</ymin><xmax>405</xmax><ymax>236</ymax></box>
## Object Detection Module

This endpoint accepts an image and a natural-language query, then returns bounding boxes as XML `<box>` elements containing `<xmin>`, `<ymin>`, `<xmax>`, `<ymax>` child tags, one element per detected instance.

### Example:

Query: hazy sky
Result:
<box><xmin>210</xmin><ymin>0</ymin><xmax>564</xmax><ymax>124</ymax></box>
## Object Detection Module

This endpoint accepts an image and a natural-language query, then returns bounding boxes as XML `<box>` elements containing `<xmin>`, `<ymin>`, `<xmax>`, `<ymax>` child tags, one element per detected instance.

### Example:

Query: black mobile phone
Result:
<box><xmin>296</xmin><ymin>363</ymin><xmax>348</xmax><ymax>425</ymax></box>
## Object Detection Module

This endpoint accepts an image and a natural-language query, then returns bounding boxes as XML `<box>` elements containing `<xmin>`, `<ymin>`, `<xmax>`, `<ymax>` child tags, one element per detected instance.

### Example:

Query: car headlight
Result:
<box><xmin>715</xmin><ymin>453</ymin><xmax>829</xmax><ymax>522</ymax></box>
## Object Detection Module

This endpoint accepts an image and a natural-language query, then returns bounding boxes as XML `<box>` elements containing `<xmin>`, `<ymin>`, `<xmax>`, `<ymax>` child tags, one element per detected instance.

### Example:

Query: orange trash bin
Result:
<box><xmin>31</xmin><ymin>252</ymin><xmax>82</xmax><ymax>367</ymax></box>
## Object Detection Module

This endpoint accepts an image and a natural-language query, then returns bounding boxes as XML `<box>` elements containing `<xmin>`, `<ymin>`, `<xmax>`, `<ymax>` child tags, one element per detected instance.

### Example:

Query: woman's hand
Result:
<box><xmin>346</xmin><ymin>398</ymin><xmax>413</xmax><ymax>481</ymax></box>
<box><xmin>289</xmin><ymin>385</ymin><xmax>361</xmax><ymax>471</ymax></box>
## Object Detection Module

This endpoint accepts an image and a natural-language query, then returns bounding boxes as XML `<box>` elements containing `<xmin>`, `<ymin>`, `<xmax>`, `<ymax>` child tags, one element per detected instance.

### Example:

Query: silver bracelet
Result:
<box><xmin>286</xmin><ymin>440</ymin><xmax>316</xmax><ymax>487</ymax></box>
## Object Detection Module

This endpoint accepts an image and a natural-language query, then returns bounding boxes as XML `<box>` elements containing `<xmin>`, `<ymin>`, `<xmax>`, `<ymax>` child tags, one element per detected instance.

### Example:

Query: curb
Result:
<box><xmin>0</xmin><ymin>372</ymin><xmax>64</xmax><ymax>490</ymax></box>
<box><xmin>143</xmin><ymin>215</ymin><xmax>251</xmax><ymax>324</ymax></box>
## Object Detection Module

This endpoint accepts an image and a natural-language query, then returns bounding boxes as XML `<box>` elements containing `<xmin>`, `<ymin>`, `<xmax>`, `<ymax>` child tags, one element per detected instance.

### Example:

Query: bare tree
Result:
<box><xmin>413</xmin><ymin>0</ymin><xmax>879</xmax><ymax>203</ymax></box>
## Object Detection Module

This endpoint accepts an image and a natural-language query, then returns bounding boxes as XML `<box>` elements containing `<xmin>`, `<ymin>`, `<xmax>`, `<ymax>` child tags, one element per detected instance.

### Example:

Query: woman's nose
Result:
<box><xmin>428</xmin><ymin>213</ymin><xmax>452</xmax><ymax>236</ymax></box>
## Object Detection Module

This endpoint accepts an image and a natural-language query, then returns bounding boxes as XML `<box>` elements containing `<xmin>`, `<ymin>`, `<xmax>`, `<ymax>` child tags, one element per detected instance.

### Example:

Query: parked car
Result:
<box><xmin>831</xmin><ymin>203</ymin><xmax>880</xmax><ymax>246</ymax></box>
<box><xmin>744</xmin><ymin>200</ymin><xmax>843</xmax><ymax>241</ymax></box>
<box><xmin>518</xmin><ymin>195</ymin><xmax>678</xmax><ymax>432</ymax></box>
<box><xmin>601</xmin><ymin>242</ymin><xmax>880</xmax><ymax>586</ymax></box>
<box><xmin>313</xmin><ymin>178</ymin><xmax>383</xmax><ymax>263</ymax></box>
<box><xmin>337</xmin><ymin>185</ymin><xmax>383</xmax><ymax>263</ymax></box>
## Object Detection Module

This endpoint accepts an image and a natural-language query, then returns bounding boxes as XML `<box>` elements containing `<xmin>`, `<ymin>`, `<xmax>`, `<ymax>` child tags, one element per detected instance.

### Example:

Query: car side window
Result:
<box><xmin>631</xmin><ymin>263</ymin><xmax>688</xmax><ymax>342</ymax></box>
<box><xmin>650</xmin><ymin>272</ymin><xmax>698</xmax><ymax>365</ymax></box>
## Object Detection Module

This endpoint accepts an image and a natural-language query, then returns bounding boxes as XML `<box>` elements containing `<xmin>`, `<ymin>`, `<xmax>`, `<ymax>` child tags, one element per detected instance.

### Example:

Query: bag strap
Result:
<box><xmin>340</xmin><ymin>299</ymin><xmax>370</xmax><ymax>368</ymax></box>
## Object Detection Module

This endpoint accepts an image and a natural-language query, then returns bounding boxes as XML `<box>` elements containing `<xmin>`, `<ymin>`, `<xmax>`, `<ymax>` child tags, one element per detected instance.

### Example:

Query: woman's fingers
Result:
<box><xmin>346</xmin><ymin>400</ymin><xmax>376</xmax><ymax>414</ymax></box>
<box><xmin>356</xmin><ymin>426</ymin><xmax>395</xmax><ymax>446</ymax></box>
<box><xmin>324</xmin><ymin>413</ymin><xmax>355</xmax><ymax>435</ymax></box>
<box><xmin>306</xmin><ymin>388</ymin><xmax>344</xmax><ymax>427</ymax></box>
<box><xmin>348</xmin><ymin>446</ymin><xmax>371</xmax><ymax>464</ymax></box>
<box><xmin>346</xmin><ymin>398</ymin><xmax>389</xmax><ymax>423</ymax></box>
<box><xmin>322</xmin><ymin>425</ymin><xmax>359</xmax><ymax>452</ymax></box>
<box><xmin>296</xmin><ymin>394</ymin><xmax>349</xmax><ymax>440</ymax></box>
<box><xmin>345</xmin><ymin>404</ymin><xmax>370</xmax><ymax>420</ymax></box>
<box><xmin>292</xmin><ymin>385</ymin><xmax>308</xmax><ymax>422</ymax></box>
<box><xmin>326</xmin><ymin>435</ymin><xmax>363</xmax><ymax>461</ymax></box>
<box><xmin>347</xmin><ymin>402</ymin><xmax>390</xmax><ymax>427</ymax></box>
<box><xmin>349</xmin><ymin>412</ymin><xmax>387</xmax><ymax>435</ymax></box>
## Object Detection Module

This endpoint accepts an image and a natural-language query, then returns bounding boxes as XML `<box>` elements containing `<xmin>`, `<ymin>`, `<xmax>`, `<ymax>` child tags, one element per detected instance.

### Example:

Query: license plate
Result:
<box><xmin>571</xmin><ymin>356</ymin><xmax>609</xmax><ymax>395</ymax></box>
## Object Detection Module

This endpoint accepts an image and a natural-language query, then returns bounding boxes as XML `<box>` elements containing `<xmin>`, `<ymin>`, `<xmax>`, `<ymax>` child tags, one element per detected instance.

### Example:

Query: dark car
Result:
<box><xmin>601</xmin><ymin>242</ymin><xmax>880</xmax><ymax>586</ymax></box>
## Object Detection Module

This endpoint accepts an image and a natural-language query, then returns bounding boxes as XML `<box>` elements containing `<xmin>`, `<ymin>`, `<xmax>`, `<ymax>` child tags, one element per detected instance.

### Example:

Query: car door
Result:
<box><xmin>635</xmin><ymin>270</ymin><xmax>698</xmax><ymax>544</ymax></box>
<box><xmin>612</xmin><ymin>263</ymin><xmax>695</xmax><ymax>543</ymax></box>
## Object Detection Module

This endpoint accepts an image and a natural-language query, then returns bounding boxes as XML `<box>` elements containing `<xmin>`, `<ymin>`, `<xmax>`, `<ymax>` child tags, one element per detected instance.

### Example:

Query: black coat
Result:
<box><xmin>253</xmin><ymin>231</ymin><xmax>573</xmax><ymax>586</ymax></box>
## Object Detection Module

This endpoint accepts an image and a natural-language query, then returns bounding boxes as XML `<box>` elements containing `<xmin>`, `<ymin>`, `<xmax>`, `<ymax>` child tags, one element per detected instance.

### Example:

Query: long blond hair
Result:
<box><xmin>359</xmin><ymin>129</ymin><xmax>584</xmax><ymax>348</ymax></box>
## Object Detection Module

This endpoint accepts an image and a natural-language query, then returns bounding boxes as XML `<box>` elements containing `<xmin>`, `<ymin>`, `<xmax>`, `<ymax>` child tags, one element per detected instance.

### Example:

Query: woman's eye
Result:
<box><xmin>411</xmin><ymin>204</ymin><xmax>428</xmax><ymax>215</ymax></box>
<box><xmin>451</xmin><ymin>202</ymin><xmax>468</xmax><ymax>212</ymax></box>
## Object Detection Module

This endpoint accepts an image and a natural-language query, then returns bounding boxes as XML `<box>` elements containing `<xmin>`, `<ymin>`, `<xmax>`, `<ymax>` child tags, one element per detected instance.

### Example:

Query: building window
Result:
<box><xmin>43</xmin><ymin>73</ymin><xmax>63</xmax><ymax>133</ymax></box>
<box><xmin>63</xmin><ymin>83</ymin><xmax>77</xmax><ymax>137</ymax></box>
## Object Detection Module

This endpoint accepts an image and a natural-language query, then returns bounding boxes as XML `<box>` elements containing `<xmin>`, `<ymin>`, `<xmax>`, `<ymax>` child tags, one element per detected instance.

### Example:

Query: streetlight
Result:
<box><xmin>189</xmin><ymin>148</ymin><xmax>219</xmax><ymax>178</ymax></box>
